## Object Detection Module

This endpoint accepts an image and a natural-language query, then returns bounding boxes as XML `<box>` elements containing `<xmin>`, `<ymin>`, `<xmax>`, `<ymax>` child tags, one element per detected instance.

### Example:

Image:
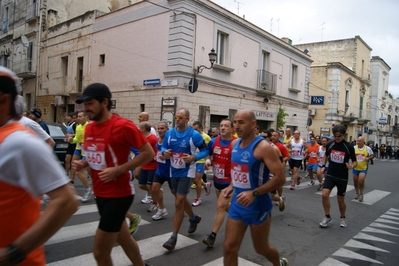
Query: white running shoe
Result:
<box><xmin>340</xmin><ymin>218</ymin><xmax>348</xmax><ymax>228</ymax></box>
<box><xmin>205</xmin><ymin>182</ymin><xmax>212</xmax><ymax>196</ymax></box>
<box><xmin>141</xmin><ymin>194</ymin><xmax>153</xmax><ymax>204</ymax></box>
<box><xmin>319</xmin><ymin>216</ymin><xmax>332</xmax><ymax>228</ymax></box>
<box><xmin>192</xmin><ymin>198</ymin><xmax>202</xmax><ymax>207</ymax></box>
<box><xmin>81</xmin><ymin>188</ymin><xmax>92</xmax><ymax>202</ymax></box>
<box><xmin>152</xmin><ymin>209</ymin><xmax>168</xmax><ymax>220</ymax></box>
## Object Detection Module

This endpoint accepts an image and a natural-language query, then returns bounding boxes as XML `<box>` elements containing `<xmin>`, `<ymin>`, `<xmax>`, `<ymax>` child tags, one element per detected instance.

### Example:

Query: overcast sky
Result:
<box><xmin>211</xmin><ymin>0</ymin><xmax>399</xmax><ymax>97</ymax></box>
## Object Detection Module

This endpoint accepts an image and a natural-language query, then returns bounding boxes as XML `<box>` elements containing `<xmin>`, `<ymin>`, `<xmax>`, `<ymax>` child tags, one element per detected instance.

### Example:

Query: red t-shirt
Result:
<box><xmin>275</xmin><ymin>141</ymin><xmax>290</xmax><ymax>159</ymax></box>
<box><xmin>83</xmin><ymin>115</ymin><xmax>147</xmax><ymax>198</ymax></box>
<box><xmin>141</xmin><ymin>134</ymin><xmax>158</xmax><ymax>170</ymax></box>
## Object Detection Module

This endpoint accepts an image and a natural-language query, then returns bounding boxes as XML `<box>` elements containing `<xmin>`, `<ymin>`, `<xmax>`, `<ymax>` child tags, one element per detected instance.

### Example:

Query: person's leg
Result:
<box><xmin>212</xmin><ymin>190</ymin><xmax>230</xmax><ymax>233</ymax></box>
<box><xmin>353</xmin><ymin>173</ymin><xmax>359</xmax><ymax>196</ymax></box>
<box><xmin>358</xmin><ymin>172</ymin><xmax>367</xmax><ymax>201</ymax></box>
<box><xmin>93</xmin><ymin>229</ymin><xmax>118</xmax><ymax>266</ymax></box>
<box><xmin>69</xmin><ymin>154</ymin><xmax>81</xmax><ymax>184</ymax></box>
<box><xmin>152</xmin><ymin>181</ymin><xmax>164</xmax><ymax>209</ymax></box>
<box><xmin>250</xmin><ymin>214</ymin><xmax>281</xmax><ymax>266</ymax></box>
<box><xmin>64</xmin><ymin>154</ymin><xmax>72</xmax><ymax>175</ymax></box>
<box><xmin>223</xmin><ymin>218</ymin><xmax>247</xmax><ymax>266</ymax></box>
<box><xmin>193</xmin><ymin>164</ymin><xmax>205</xmax><ymax>205</ymax></box>
<box><xmin>291</xmin><ymin>164</ymin><xmax>300</xmax><ymax>188</ymax></box>
<box><xmin>116</xmin><ymin>221</ymin><xmax>145</xmax><ymax>265</ymax></box>
<box><xmin>337</xmin><ymin>195</ymin><xmax>346</xmax><ymax>218</ymax></box>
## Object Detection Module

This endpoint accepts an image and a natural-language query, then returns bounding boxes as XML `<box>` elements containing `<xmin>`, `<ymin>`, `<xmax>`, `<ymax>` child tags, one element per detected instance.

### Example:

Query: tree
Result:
<box><xmin>277</xmin><ymin>107</ymin><xmax>289</xmax><ymax>130</ymax></box>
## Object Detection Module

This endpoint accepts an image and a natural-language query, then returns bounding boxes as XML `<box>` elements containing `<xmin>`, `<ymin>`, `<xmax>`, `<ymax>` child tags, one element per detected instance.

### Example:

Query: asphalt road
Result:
<box><xmin>44</xmin><ymin>158</ymin><xmax>399</xmax><ymax>265</ymax></box>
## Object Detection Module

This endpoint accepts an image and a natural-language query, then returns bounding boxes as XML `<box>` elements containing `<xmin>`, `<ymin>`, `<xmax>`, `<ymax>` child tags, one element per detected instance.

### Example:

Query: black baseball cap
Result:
<box><xmin>30</xmin><ymin>108</ymin><xmax>42</xmax><ymax>118</ymax></box>
<box><xmin>76</xmin><ymin>83</ymin><xmax>112</xmax><ymax>104</ymax></box>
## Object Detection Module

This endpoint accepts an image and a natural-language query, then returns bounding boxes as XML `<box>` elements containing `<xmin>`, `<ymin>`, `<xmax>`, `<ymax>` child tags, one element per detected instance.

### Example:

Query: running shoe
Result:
<box><xmin>81</xmin><ymin>188</ymin><xmax>92</xmax><ymax>202</ymax></box>
<box><xmin>191</xmin><ymin>183</ymin><xmax>197</xmax><ymax>189</ymax></box>
<box><xmin>42</xmin><ymin>194</ymin><xmax>51</xmax><ymax>204</ymax></box>
<box><xmin>129</xmin><ymin>214</ymin><xmax>141</xmax><ymax>235</ymax></box>
<box><xmin>319</xmin><ymin>216</ymin><xmax>332</xmax><ymax>228</ymax></box>
<box><xmin>340</xmin><ymin>218</ymin><xmax>347</xmax><ymax>228</ymax></box>
<box><xmin>202</xmin><ymin>233</ymin><xmax>216</xmax><ymax>248</ymax></box>
<box><xmin>152</xmin><ymin>208</ymin><xmax>168</xmax><ymax>220</ymax></box>
<box><xmin>289</xmin><ymin>184</ymin><xmax>295</xmax><ymax>190</ymax></box>
<box><xmin>205</xmin><ymin>182</ymin><xmax>212</xmax><ymax>196</ymax></box>
<box><xmin>296</xmin><ymin>177</ymin><xmax>301</xmax><ymax>185</ymax></box>
<box><xmin>188</xmin><ymin>215</ymin><xmax>201</xmax><ymax>233</ymax></box>
<box><xmin>141</xmin><ymin>194</ymin><xmax>152</xmax><ymax>204</ymax></box>
<box><xmin>278</xmin><ymin>196</ymin><xmax>286</xmax><ymax>212</ymax></box>
<box><xmin>280</xmin><ymin>258</ymin><xmax>289</xmax><ymax>266</ymax></box>
<box><xmin>308</xmin><ymin>180</ymin><xmax>315</xmax><ymax>186</ymax></box>
<box><xmin>147</xmin><ymin>203</ymin><xmax>158</xmax><ymax>213</ymax></box>
<box><xmin>358</xmin><ymin>194</ymin><xmax>363</xmax><ymax>202</ymax></box>
<box><xmin>317</xmin><ymin>183</ymin><xmax>323</xmax><ymax>191</ymax></box>
<box><xmin>163</xmin><ymin>236</ymin><xmax>177</xmax><ymax>251</ymax></box>
<box><xmin>192</xmin><ymin>198</ymin><xmax>202</xmax><ymax>207</ymax></box>
<box><xmin>354</xmin><ymin>194</ymin><xmax>359</xmax><ymax>200</ymax></box>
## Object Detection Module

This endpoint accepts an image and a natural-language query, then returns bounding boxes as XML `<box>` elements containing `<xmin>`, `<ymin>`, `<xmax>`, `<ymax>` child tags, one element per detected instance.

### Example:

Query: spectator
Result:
<box><xmin>380</xmin><ymin>144</ymin><xmax>386</xmax><ymax>159</ymax></box>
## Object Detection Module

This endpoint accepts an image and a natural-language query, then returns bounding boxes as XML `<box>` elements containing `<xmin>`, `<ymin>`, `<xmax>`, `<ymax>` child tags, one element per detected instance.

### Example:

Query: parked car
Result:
<box><xmin>48</xmin><ymin>123</ymin><xmax>69</xmax><ymax>163</ymax></box>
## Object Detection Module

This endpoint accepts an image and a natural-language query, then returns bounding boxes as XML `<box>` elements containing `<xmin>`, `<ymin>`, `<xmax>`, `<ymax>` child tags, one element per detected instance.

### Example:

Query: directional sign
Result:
<box><xmin>143</xmin><ymin>79</ymin><xmax>161</xmax><ymax>86</ymax></box>
<box><xmin>310</xmin><ymin>96</ymin><xmax>325</xmax><ymax>105</ymax></box>
<box><xmin>188</xmin><ymin>78</ymin><xmax>198</xmax><ymax>93</ymax></box>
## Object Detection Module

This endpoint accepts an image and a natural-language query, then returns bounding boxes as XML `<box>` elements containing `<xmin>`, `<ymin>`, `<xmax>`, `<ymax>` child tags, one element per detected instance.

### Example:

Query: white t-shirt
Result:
<box><xmin>0</xmin><ymin>129</ymin><xmax>68</xmax><ymax>198</ymax></box>
<box><xmin>19</xmin><ymin>116</ymin><xmax>51</xmax><ymax>142</ymax></box>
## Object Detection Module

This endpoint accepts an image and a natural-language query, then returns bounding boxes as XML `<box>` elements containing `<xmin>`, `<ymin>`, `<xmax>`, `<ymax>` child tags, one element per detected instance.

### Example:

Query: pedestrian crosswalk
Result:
<box><xmin>319</xmin><ymin>208</ymin><xmax>399</xmax><ymax>265</ymax></box>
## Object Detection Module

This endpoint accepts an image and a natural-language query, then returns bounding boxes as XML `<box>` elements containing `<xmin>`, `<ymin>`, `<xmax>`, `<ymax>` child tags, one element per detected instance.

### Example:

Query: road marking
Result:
<box><xmin>380</xmin><ymin>214</ymin><xmax>399</xmax><ymax>221</ymax></box>
<box><xmin>344</xmin><ymin>239</ymin><xmax>389</xmax><ymax>253</ymax></box>
<box><xmin>46</xmin><ymin>219</ymin><xmax>150</xmax><ymax>245</ymax></box>
<box><xmin>315</xmin><ymin>185</ymin><xmax>355</xmax><ymax>197</ymax></box>
<box><xmin>74</xmin><ymin>204</ymin><xmax>99</xmax><ymax>215</ymax></box>
<box><xmin>351</xmin><ymin>190</ymin><xmax>391</xmax><ymax>205</ymax></box>
<box><xmin>47</xmin><ymin>233</ymin><xmax>198</xmax><ymax>266</ymax></box>
<box><xmin>375</xmin><ymin>218</ymin><xmax>399</xmax><ymax>226</ymax></box>
<box><xmin>202</xmin><ymin>257</ymin><xmax>261</xmax><ymax>266</ymax></box>
<box><xmin>369</xmin><ymin>222</ymin><xmax>399</xmax><ymax>231</ymax></box>
<box><xmin>362</xmin><ymin>226</ymin><xmax>399</xmax><ymax>237</ymax></box>
<box><xmin>386</xmin><ymin>210</ymin><xmax>399</xmax><ymax>217</ymax></box>
<box><xmin>353</xmin><ymin>232</ymin><xmax>395</xmax><ymax>243</ymax></box>
<box><xmin>319</xmin><ymin>257</ymin><xmax>350</xmax><ymax>266</ymax></box>
<box><xmin>389</xmin><ymin>208</ymin><xmax>399</xmax><ymax>213</ymax></box>
<box><xmin>333</xmin><ymin>248</ymin><xmax>383</xmax><ymax>264</ymax></box>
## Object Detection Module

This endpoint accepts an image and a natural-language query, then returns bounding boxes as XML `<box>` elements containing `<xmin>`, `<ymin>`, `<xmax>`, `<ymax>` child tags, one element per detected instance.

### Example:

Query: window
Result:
<box><xmin>262</xmin><ymin>51</ymin><xmax>269</xmax><ymax>72</ymax></box>
<box><xmin>61</xmin><ymin>56</ymin><xmax>68</xmax><ymax>76</ymax></box>
<box><xmin>2</xmin><ymin>6</ymin><xmax>9</xmax><ymax>31</ymax></box>
<box><xmin>77</xmin><ymin>57</ymin><xmax>84</xmax><ymax>92</ymax></box>
<box><xmin>99</xmin><ymin>54</ymin><xmax>105</xmax><ymax>65</ymax></box>
<box><xmin>216</xmin><ymin>31</ymin><xmax>228</xmax><ymax>65</ymax></box>
<box><xmin>290</xmin><ymin>64</ymin><xmax>298</xmax><ymax>88</ymax></box>
<box><xmin>140</xmin><ymin>104</ymin><xmax>145</xmax><ymax>112</ymax></box>
<box><xmin>0</xmin><ymin>55</ymin><xmax>7</xmax><ymax>67</ymax></box>
<box><xmin>27</xmin><ymin>42</ymin><xmax>33</xmax><ymax>71</ymax></box>
<box><xmin>359</xmin><ymin>95</ymin><xmax>363</xmax><ymax>118</ymax></box>
<box><xmin>26</xmin><ymin>93</ymin><xmax>31</xmax><ymax>111</ymax></box>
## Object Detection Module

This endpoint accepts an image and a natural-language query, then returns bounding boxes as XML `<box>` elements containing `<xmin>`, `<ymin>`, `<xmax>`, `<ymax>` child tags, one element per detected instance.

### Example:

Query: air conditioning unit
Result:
<box><xmin>308</xmin><ymin>109</ymin><xmax>316</xmax><ymax>116</ymax></box>
<box><xmin>54</xmin><ymin>96</ymin><xmax>64</xmax><ymax>106</ymax></box>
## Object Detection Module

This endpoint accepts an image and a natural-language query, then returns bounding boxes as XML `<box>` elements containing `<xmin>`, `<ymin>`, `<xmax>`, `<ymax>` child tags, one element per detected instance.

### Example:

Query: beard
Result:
<box><xmin>87</xmin><ymin>106</ymin><xmax>105</xmax><ymax>122</ymax></box>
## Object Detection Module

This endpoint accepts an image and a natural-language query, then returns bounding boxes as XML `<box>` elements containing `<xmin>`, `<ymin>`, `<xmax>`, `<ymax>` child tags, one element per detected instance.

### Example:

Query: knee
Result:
<box><xmin>138</xmin><ymin>184</ymin><xmax>146</xmax><ymax>190</ymax></box>
<box><xmin>93</xmin><ymin>248</ymin><xmax>106</xmax><ymax>262</ymax></box>
<box><xmin>224</xmin><ymin>241</ymin><xmax>239</xmax><ymax>256</ymax></box>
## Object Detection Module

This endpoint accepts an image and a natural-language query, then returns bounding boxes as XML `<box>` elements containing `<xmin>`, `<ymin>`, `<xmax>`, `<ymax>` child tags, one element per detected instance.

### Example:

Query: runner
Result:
<box><xmin>202</xmin><ymin>119</ymin><xmax>236</xmax><ymax>247</ymax></box>
<box><xmin>353</xmin><ymin>136</ymin><xmax>374</xmax><ymax>202</ymax></box>
<box><xmin>0</xmin><ymin>66</ymin><xmax>77</xmax><ymax>266</ymax></box>
<box><xmin>72</xmin><ymin>83</ymin><xmax>154</xmax><ymax>265</ymax></box>
<box><xmin>161</xmin><ymin>108</ymin><xmax>208</xmax><ymax>251</ymax></box>
<box><xmin>222</xmin><ymin>109</ymin><xmax>288</xmax><ymax>266</ymax></box>
<box><xmin>319</xmin><ymin>124</ymin><xmax>357</xmax><ymax>228</ymax></box>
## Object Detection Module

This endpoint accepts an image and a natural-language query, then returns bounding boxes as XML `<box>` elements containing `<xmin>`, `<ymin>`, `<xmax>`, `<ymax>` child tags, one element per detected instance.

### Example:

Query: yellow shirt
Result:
<box><xmin>354</xmin><ymin>145</ymin><xmax>371</xmax><ymax>170</ymax></box>
<box><xmin>197</xmin><ymin>131</ymin><xmax>211</xmax><ymax>163</ymax></box>
<box><xmin>72</xmin><ymin>121</ymin><xmax>88</xmax><ymax>154</ymax></box>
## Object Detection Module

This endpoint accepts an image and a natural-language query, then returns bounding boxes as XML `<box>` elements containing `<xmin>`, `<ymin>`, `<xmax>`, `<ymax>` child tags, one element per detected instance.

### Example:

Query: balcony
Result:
<box><xmin>256</xmin><ymin>69</ymin><xmax>277</xmax><ymax>96</ymax></box>
<box><xmin>26</xmin><ymin>3</ymin><xmax>38</xmax><ymax>22</ymax></box>
<box><xmin>357</xmin><ymin>109</ymin><xmax>371</xmax><ymax>125</ymax></box>
<box><xmin>391</xmin><ymin>125</ymin><xmax>399</xmax><ymax>136</ymax></box>
<box><xmin>13</xmin><ymin>59</ymin><xmax>36</xmax><ymax>78</ymax></box>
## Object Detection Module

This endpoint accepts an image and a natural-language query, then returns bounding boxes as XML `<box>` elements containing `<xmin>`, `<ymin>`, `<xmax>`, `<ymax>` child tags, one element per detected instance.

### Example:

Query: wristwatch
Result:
<box><xmin>7</xmin><ymin>244</ymin><xmax>25</xmax><ymax>264</ymax></box>
<box><xmin>252</xmin><ymin>189</ymin><xmax>259</xmax><ymax>197</ymax></box>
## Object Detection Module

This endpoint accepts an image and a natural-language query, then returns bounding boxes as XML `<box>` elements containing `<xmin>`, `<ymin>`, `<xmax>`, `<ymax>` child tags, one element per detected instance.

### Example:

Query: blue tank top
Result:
<box><xmin>155</xmin><ymin>141</ymin><xmax>171</xmax><ymax>178</ymax></box>
<box><xmin>231</xmin><ymin>135</ymin><xmax>272</xmax><ymax>212</ymax></box>
<box><xmin>66</xmin><ymin>122</ymin><xmax>75</xmax><ymax>134</ymax></box>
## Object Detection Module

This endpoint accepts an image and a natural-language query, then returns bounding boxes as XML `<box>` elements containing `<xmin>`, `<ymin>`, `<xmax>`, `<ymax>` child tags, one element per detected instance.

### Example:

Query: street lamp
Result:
<box><xmin>196</xmin><ymin>48</ymin><xmax>217</xmax><ymax>74</ymax></box>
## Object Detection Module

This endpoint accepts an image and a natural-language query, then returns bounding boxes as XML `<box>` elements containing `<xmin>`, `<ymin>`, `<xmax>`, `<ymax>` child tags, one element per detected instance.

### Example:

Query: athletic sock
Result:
<box><xmin>326</xmin><ymin>214</ymin><xmax>331</xmax><ymax>218</ymax></box>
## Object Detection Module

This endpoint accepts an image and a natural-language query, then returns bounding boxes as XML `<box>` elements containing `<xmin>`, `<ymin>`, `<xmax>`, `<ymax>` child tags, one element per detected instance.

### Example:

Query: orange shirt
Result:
<box><xmin>307</xmin><ymin>143</ymin><xmax>320</xmax><ymax>164</ymax></box>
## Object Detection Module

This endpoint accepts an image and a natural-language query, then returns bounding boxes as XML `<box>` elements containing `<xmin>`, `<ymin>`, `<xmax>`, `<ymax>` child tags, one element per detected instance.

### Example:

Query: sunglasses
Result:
<box><xmin>175</xmin><ymin>116</ymin><xmax>186</xmax><ymax>120</ymax></box>
<box><xmin>334</xmin><ymin>134</ymin><xmax>343</xmax><ymax>138</ymax></box>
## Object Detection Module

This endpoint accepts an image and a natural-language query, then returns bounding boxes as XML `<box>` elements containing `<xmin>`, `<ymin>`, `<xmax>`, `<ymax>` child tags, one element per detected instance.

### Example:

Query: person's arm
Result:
<box><xmin>45</xmin><ymin>137</ymin><xmax>55</xmax><ymax>148</ymax></box>
<box><xmin>10</xmin><ymin>185</ymin><xmax>77</xmax><ymax>259</ymax></box>
<box><xmin>366</xmin><ymin>147</ymin><xmax>374</xmax><ymax>161</ymax></box>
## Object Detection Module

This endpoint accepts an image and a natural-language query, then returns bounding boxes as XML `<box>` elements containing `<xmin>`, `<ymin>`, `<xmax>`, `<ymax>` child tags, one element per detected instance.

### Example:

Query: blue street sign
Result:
<box><xmin>143</xmin><ymin>79</ymin><xmax>161</xmax><ymax>86</ymax></box>
<box><xmin>310</xmin><ymin>96</ymin><xmax>325</xmax><ymax>105</ymax></box>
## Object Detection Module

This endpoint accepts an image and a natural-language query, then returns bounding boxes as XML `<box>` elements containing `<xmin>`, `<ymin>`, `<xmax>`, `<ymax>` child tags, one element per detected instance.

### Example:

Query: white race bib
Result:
<box><xmin>213</xmin><ymin>163</ymin><xmax>225</xmax><ymax>179</ymax></box>
<box><xmin>330</xmin><ymin>150</ymin><xmax>345</xmax><ymax>164</ymax></box>
<box><xmin>84</xmin><ymin>143</ymin><xmax>106</xmax><ymax>170</ymax></box>
<box><xmin>156</xmin><ymin>151</ymin><xmax>166</xmax><ymax>163</ymax></box>
<box><xmin>170</xmin><ymin>152</ymin><xmax>186</xmax><ymax>169</ymax></box>
<box><xmin>231</xmin><ymin>163</ymin><xmax>251</xmax><ymax>189</ymax></box>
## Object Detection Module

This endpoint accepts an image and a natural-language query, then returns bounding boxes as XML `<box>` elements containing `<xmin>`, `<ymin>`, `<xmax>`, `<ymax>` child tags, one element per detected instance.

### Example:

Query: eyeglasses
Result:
<box><xmin>334</xmin><ymin>134</ymin><xmax>343</xmax><ymax>138</ymax></box>
<box><xmin>175</xmin><ymin>116</ymin><xmax>186</xmax><ymax>120</ymax></box>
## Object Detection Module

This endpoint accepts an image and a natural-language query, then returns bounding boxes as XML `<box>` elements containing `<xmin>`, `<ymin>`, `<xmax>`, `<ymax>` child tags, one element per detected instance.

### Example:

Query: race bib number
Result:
<box><xmin>231</xmin><ymin>163</ymin><xmax>251</xmax><ymax>189</ymax></box>
<box><xmin>309</xmin><ymin>151</ymin><xmax>317</xmax><ymax>158</ymax></box>
<box><xmin>171</xmin><ymin>152</ymin><xmax>186</xmax><ymax>169</ymax></box>
<box><xmin>156</xmin><ymin>151</ymin><xmax>166</xmax><ymax>163</ymax></box>
<box><xmin>292</xmin><ymin>149</ymin><xmax>300</xmax><ymax>156</ymax></box>
<box><xmin>84</xmin><ymin>143</ymin><xmax>106</xmax><ymax>170</ymax></box>
<box><xmin>213</xmin><ymin>163</ymin><xmax>225</xmax><ymax>179</ymax></box>
<box><xmin>213</xmin><ymin>147</ymin><xmax>222</xmax><ymax>155</ymax></box>
<box><xmin>330</xmin><ymin>150</ymin><xmax>345</xmax><ymax>164</ymax></box>
<box><xmin>356</xmin><ymin>154</ymin><xmax>365</xmax><ymax>162</ymax></box>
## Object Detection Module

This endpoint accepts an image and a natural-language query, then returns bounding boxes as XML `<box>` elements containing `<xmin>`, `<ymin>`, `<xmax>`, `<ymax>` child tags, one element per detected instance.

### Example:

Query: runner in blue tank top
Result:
<box><xmin>223</xmin><ymin>109</ymin><xmax>289</xmax><ymax>266</ymax></box>
<box><xmin>161</xmin><ymin>108</ymin><xmax>209</xmax><ymax>251</ymax></box>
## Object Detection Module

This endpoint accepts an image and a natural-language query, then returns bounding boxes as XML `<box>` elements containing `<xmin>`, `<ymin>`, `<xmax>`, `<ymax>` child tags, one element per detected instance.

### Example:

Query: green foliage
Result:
<box><xmin>277</xmin><ymin>107</ymin><xmax>289</xmax><ymax>130</ymax></box>
<box><xmin>388</xmin><ymin>93</ymin><xmax>393</xmax><ymax>99</ymax></box>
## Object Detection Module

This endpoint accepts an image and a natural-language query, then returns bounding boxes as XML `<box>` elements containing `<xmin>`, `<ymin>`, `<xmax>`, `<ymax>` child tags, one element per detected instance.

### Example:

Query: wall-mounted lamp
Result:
<box><xmin>263</xmin><ymin>97</ymin><xmax>269</xmax><ymax>103</ymax></box>
<box><xmin>196</xmin><ymin>48</ymin><xmax>217</xmax><ymax>74</ymax></box>
<box><xmin>293</xmin><ymin>114</ymin><xmax>297</xmax><ymax>116</ymax></box>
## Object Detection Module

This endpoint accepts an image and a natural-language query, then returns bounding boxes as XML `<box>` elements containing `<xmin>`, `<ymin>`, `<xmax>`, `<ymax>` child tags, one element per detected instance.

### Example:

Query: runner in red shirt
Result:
<box><xmin>72</xmin><ymin>83</ymin><xmax>153</xmax><ymax>266</ymax></box>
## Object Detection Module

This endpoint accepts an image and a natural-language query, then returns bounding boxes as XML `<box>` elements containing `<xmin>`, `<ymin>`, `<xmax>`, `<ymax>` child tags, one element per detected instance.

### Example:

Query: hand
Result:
<box><xmin>183</xmin><ymin>153</ymin><xmax>195</xmax><ymax>164</ymax></box>
<box><xmin>163</xmin><ymin>149</ymin><xmax>172</xmax><ymax>159</ymax></box>
<box><xmin>345</xmin><ymin>163</ymin><xmax>353</xmax><ymax>170</ymax></box>
<box><xmin>222</xmin><ymin>186</ymin><xmax>234</xmax><ymax>199</ymax></box>
<box><xmin>236</xmin><ymin>190</ymin><xmax>255</xmax><ymax>207</ymax></box>
<box><xmin>98</xmin><ymin>167</ymin><xmax>120</xmax><ymax>183</ymax></box>
<box><xmin>72</xmin><ymin>160</ymin><xmax>86</xmax><ymax>172</ymax></box>
<box><xmin>205</xmin><ymin>159</ymin><xmax>212</xmax><ymax>169</ymax></box>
